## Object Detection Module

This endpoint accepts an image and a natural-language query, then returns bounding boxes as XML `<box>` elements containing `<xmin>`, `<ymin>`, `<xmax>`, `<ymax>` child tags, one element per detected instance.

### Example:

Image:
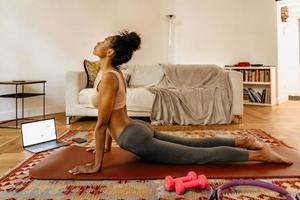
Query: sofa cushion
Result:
<box><xmin>78</xmin><ymin>88</ymin><xmax>96</xmax><ymax>108</ymax></box>
<box><xmin>126</xmin><ymin>87</ymin><xmax>155</xmax><ymax>112</ymax></box>
<box><xmin>127</xmin><ymin>65</ymin><xmax>164</xmax><ymax>87</ymax></box>
<box><xmin>84</xmin><ymin>60</ymin><xmax>100</xmax><ymax>88</ymax></box>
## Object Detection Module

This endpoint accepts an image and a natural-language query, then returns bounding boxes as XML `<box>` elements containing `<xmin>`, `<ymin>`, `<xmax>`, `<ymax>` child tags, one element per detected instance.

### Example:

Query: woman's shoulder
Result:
<box><xmin>94</xmin><ymin>70</ymin><xmax>116</xmax><ymax>89</ymax></box>
<box><xmin>100</xmin><ymin>71</ymin><xmax>119</xmax><ymax>86</ymax></box>
<box><xmin>102</xmin><ymin>70</ymin><xmax>122</xmax><ymax>80</ymax></box>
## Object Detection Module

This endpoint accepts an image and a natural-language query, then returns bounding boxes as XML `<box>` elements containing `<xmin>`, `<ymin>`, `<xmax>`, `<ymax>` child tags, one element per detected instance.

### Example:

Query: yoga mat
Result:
<box><xmin>29</xmin><ymin>145</ymin><xmax>300</xmax><ymax>180</ymax></box>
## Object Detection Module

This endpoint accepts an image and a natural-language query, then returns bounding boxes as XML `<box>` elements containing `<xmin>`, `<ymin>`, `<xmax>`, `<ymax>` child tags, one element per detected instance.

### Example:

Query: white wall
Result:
<box><xmin>277</xmin><ymin>0</ymin><xmax>300</xmax><ymax>102</ymax></box>
<box><xmin>173</xmin><ymin>0</ymin><xmax>277</xmax><ymax>66</ymax></box>
<box><xmin>0</xmin><ymin>0</ymin><xmax>278</xmax><ymax>121</ymax></box>
<box><xmin>0</xmin><ymin>0</ymin><xmax>172</xmax><ymax>121</ymax></box>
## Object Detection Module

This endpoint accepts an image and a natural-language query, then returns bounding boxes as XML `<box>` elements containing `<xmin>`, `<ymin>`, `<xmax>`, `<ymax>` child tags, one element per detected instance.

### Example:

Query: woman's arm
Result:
<box><xmin>93</xmin><ymin>73</ymin><xmax>118</xmax><ymax>169</ymax></box>
<box><xmin>105</xmin><ymin>130</ymin><xmax>112</xmax><ymax>152</ymax></box>
<box><xmin>69</xmin><ymin>72</ymin><xmax>118</xmax><ymax>174</ymax></box>
<box><xmin>85</xmin><ymin>129</ymin><xmax>111</xmax><ymax>153</ymax></box>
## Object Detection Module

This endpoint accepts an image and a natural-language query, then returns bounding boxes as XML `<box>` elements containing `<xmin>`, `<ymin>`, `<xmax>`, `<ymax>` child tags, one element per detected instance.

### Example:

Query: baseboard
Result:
<box><xmin>288</xmin><ymin>95</ymin><xmax>300</xmax><ymax>101</ymax></box>
<box><xmin>277</xmin><ymin>96</ymin><xmax>289</xmax><ymax>104</ymax></box>
<box><xmin>0</xmin><ymin>105</ymin><xmax>64</xmax><ymax>121</ymax></box>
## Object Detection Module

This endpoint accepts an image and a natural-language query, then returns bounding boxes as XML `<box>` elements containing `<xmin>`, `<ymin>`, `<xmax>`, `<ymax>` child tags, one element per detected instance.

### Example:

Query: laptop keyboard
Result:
<box><xmin>28</xmin><ymin>141</ymin><xmax>66</xmax><ymax>152</ymax></box>
<box><xmin>30</xmin><ymin>141</ymin><xmax>56</xmax><ymax>149</ymax></box>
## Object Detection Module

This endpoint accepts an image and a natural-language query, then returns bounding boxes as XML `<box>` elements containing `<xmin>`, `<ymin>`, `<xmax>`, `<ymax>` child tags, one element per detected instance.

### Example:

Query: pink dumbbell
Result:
<box><xmin>164</xmin><ymin>171</ymin><xmax>198</xmax><ymax>191</ymax></box>
<box><xmin>175</xmin><ymin>175</ymin><xmax>208</xmax><ymax>195</ymax></box>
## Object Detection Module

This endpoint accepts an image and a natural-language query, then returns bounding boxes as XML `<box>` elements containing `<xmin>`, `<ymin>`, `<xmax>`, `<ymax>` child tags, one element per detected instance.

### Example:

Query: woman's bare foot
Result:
<box><xmin>249</xmin><ymin>143</ymin><xmax>293</xmax><ymax>164</ymax></box>
<box><xmin>261</xmin><ymin>144</ymin><xmax>292</xmax><ymax>164</ymax></box>
<box><xmin>236</xmin><ymin>135</ymin><xmax>264</xmax><ymax>150</ymax></box>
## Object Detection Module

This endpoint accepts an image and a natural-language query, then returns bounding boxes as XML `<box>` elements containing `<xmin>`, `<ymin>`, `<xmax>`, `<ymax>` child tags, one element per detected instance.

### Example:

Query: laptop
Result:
<box><xmin>21</xmin><ymin>118</ymin><xmax>68</xmax><ymax>153</ymax></box>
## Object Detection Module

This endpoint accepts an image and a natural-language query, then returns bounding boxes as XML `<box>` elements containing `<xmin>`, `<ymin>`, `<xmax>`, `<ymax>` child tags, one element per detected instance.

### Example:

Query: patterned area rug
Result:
<box><xmin>1</xmin><ymin>129</ymin><xmax>300</xmax><ymax>200</ymax></box>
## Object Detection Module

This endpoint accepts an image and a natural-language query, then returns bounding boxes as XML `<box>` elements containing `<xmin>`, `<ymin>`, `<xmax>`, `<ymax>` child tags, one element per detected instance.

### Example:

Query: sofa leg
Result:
<box><xmin>232</xmin><ymin>115</ymin><xmax>243</xmax><ymax>124</ymax></box>
<box><xmin>66</xmin><ymin>116</ymin><xmax>72</xmax><ymax>125</ymax></box>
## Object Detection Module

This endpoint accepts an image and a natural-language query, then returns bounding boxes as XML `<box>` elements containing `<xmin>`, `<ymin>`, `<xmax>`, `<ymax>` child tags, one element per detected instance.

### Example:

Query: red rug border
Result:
<box><xmin>248</xmin><ymin>129</ymin><xmax>291</xmax><ymax>148</ymax></box>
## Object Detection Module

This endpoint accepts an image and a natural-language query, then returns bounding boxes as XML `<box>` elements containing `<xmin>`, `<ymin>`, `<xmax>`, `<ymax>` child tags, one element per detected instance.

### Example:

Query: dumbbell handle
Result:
<box><xmin>175</xmin><ymin>179</ymin><xmax>204</xmax><ymax>195</ymax></box>
<box><xmin>175</xmin><ymin>175</ymin><xmax>194</xmax><ymax>182</ymax></box>
<box><xmin>175</xmin><ymin>175</ymin><xmax>208</xmax><ymax>195</ymax></box>
<box><xmin>183</xmin><ymin>179</ymin><xmax>203</xmax><ymax>188</ymax></box>
<box><xmin>180</xmin><ymin>175</ymin><xmax>208</xmax><ymax>189</ymax></box>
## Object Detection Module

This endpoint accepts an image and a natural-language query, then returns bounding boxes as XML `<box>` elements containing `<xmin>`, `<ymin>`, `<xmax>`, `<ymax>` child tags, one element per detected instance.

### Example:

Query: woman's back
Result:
<box><xmin>91</xmin><ymin>69</ymin><xmax>132</xmax><ymax>140</ymax></box>
<box><xmin>103</xmin><ymin>70</ymin><xmax>132</xmax><ymax>140</ymax></box>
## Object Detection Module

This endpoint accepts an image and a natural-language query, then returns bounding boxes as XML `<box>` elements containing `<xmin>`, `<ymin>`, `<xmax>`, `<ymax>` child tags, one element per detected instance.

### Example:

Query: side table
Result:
<box><xmin>0</xmin><ymin>80</ymin><xmax>46</xmax><ymax>128</ymax></box>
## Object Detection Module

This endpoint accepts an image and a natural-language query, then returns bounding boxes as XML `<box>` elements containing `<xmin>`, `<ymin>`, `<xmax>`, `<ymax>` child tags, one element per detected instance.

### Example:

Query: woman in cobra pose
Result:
<box><xmin>69</xmin><ymin>31</ymin><xmax>291</xmax><ymax>175</ymax></box>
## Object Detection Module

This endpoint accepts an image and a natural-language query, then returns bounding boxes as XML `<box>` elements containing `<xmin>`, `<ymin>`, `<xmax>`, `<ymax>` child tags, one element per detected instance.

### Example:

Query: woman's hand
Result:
<box><xmin>86</xmin><ymin>147</ymin><xmax>96</xmax><ymax>153</ymax></box>
<box><xmin>86</xmin><ymin>147</ymin><xmax>111</xmax><ymax>153</ymax></box>
<box><xmin>68</xmin><ymin>162</ymin><xmax>100</xmax><ymax>175</ymax></box>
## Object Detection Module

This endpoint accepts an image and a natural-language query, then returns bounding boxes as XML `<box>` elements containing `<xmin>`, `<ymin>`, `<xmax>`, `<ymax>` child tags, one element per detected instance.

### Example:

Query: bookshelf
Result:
<box><xmin>225</xmin><ymin>66</ymin><xmax>277</xmax><ymax>106</ymax></box>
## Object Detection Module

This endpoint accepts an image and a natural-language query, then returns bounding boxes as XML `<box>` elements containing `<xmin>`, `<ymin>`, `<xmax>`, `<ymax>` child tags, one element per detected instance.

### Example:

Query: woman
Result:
<box><xmin>69</xmin><ymin>31</ymin><xmax>291</xmax><ymax>175</ymax></box>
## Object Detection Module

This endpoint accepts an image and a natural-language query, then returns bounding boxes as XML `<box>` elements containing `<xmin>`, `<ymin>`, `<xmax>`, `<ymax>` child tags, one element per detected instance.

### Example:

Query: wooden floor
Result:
<box><xmin>0</xmin><ymin>101</ymin><xmax>300</xmax><ymax>177</ymax></box>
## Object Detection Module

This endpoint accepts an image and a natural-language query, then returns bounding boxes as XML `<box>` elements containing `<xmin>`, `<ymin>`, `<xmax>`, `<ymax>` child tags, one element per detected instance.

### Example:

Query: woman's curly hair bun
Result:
<box><xmin>110</xmin><ymin>30</ymin><xmax>141</xmax><ymax>67</ymax></box>
<box><xmin>120</xmin><ymin>30</ymin><xmax>141</xmax><ymax>52</ymax></box>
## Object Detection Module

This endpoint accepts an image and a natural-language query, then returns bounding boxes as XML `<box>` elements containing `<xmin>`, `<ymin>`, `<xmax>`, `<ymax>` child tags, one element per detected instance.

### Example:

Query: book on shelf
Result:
<box><xmin>255</xmin><ymin>70</ymin><xmax>259</xmax><ymax>82</ymax></box>
<box><xmin>249</xmin><ymin>88</ymin><xmax>262</xmax><ymax>102</ymax></box>
<box><xmin>265</xmin><ymin>70</ymin><xmax>270</xmax><ymax>82</ymax></box>
<box><xmin>246</xmin><ymin>88</ymin><xmax>257</xmax><ymax>103</ymax></box>
<box><xmin>259</xmin><ymin>70</ymin><xmax>265</xmax><ymax>82</ymax></box>
<box><xmin>244</xmin><ymin>87</ymin><xmax>270</xmax><ymax>104</ymax></box>
<box><xmin>243</xmin><ymin>88</ymin><xmax>250</xmax><ymax>102</ymax></box>
<box><xmin>265</xmin><ymin>88</ymin><xmax>271</xmax><ymax>104</ymax></box>
<box><xmin>228</xmin><ymin>68</ymin><xmax>270</xmax><ymax>83</ymax></box>
<box><xmin>261</xmin><ymin>89</ymin><xmax>266</xmax><ymax>103</ymax></box>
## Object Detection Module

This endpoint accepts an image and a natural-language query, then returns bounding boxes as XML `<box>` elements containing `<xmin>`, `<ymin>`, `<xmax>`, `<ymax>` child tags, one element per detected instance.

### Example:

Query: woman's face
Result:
<box><xmin>93</xmin><ymin>36</ymin><xmax>115</xmax><ymax>58</ymax></box>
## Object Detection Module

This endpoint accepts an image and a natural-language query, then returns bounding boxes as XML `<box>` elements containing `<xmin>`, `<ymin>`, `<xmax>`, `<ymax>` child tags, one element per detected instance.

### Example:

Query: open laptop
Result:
<box><xmin>21</xmin><ymin>118</ymin><xmax>68</xmax><ymax>153</ymax></box>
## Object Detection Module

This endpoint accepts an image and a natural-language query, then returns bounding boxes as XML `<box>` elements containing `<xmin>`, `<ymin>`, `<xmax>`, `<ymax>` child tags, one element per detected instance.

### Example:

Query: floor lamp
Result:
<box><xmin>166</xmin><ymin>14</ymin><xmax>176</xmax><ymax>64</ymax></box>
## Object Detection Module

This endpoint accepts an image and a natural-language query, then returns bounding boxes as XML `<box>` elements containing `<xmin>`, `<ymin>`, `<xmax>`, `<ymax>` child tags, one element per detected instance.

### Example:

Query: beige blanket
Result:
<box><xmin>147</xmin><ymin>64</ymin><xmax>233</xmax><ymax>125</ymax></box>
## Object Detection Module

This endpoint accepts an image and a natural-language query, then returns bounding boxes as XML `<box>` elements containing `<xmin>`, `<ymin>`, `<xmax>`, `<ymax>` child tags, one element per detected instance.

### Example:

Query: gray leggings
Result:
<box><xmin>117</xmin><ymin>120</ymin><xmax>249</xmax><ymax>164</ymax></box>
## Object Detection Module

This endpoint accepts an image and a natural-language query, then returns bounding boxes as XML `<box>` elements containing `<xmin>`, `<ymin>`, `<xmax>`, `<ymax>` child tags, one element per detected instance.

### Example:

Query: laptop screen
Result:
<box><xmin>21</xmin><ymin>119</ymin><xmax>57</xmax><ymax>147</ymax></box>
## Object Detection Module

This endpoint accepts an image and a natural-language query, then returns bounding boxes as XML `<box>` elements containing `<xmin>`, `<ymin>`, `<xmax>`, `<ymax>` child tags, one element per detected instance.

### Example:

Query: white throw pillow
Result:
<box><xmin>129</xmin><ymin>65</ymin><xmax>164</xmax><ymax>87</ymax></box>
